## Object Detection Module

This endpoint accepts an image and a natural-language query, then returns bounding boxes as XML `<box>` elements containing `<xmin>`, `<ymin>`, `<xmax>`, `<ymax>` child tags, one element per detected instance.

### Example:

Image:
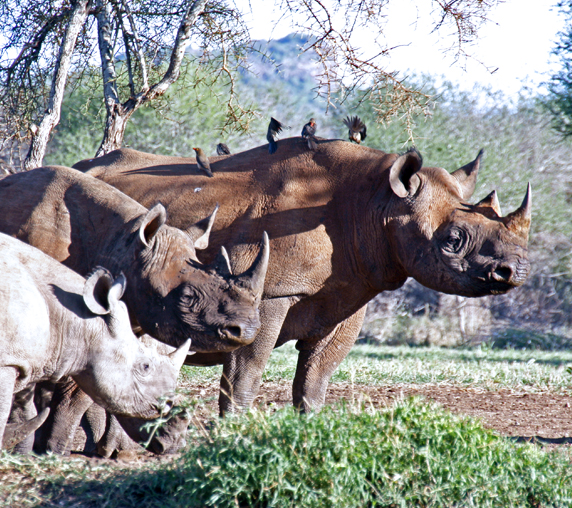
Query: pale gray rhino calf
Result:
<box><xmin>0</xmin><ymin>234</ymin><xmax>190</xmax><ymax>449</ymax></box>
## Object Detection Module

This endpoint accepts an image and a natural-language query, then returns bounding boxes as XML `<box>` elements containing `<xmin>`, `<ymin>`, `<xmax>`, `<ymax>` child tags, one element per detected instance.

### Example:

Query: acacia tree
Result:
<box><xmin>0</xmin><ymin>0</ymin><xmax>500</xmax><ymax>171</ymax></box>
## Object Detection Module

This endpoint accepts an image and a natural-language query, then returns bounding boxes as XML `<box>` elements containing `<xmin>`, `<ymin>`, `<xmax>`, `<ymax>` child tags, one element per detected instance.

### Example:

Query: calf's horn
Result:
<box><xmin>169</xmin><ymin>339</ymin><xmax>192</xmax><ymax>372</ymax></box>
<box><xmin>236</xmin><ymin>231</ymin><xmax>270</xmax><ymax>299</ymax></box>
<box><xmin>502</xmin><ymin>183</ymin><xmax>531</xmax><ymax>238</ymax></box>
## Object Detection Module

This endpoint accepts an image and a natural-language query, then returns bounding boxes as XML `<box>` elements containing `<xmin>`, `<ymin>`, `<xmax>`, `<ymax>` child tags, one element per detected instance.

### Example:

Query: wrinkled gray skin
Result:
<box><xmin>0</xmin><ymin>233</ymin><xmax>190</xmax><ymax>450</ymax></box>
<box><xmin>71</xmin><ymin>336</ymin><xmax>189</xmax><ymax>457</ymax></box>
<box><xmin>76</xmin><ymin>141</ymin><xmax>531</xmax><ymax>416</ymax></box>
<box><xmin>0</xmin><ymin>165</ymin><xmax>268</xmax><ymax>455</ymax></box>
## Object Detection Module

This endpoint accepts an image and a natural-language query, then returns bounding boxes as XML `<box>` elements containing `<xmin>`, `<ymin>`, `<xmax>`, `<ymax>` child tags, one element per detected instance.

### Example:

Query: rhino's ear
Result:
<box><xmin>84</xmin><ymin>268</ymin><xmax>114</xmax><ymax>315</ymax></box>
<box><xmin>139</xmin><ymin>204</ymin><xmax>167</xmax><ymax>247</ymax></box>
<box><xmin>186</xmin><ymin>203</ymin><xmax>219</xmax><ymax>250</ymax></box>
<box><xmin>107</xmin><ymin>272</ymin><xmax>127</xmax><ymax>306</ymax></box>
<box><xmin>451</xmin><ymin>149</ymin><xmax>483</xmax><ymax>200</ymax></box>
<box><xmin>389</xmin><ymin>149</ymin><xmax>423</xmax><ymax>198</ymax></box>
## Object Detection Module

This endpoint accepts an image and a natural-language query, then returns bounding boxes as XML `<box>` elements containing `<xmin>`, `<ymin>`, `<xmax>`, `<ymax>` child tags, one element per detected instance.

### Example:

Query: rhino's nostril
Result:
<box><xmin>492</xmin><ymin>265</ymin><xmax>513</xmax><ymax>283</ymax></box>
<box><xmin>220</xmin><ymin>325</ymin><xmax>243</xmax><ymax>339</ymax></box>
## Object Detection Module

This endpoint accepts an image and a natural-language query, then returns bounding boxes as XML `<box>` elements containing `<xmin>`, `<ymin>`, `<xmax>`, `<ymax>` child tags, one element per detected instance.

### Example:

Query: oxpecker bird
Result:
<box><xmin>216</xmin><ymin>143</ymin><xmax>231</xmax><ymax>156</ymax></box>
<box><xmin>343</xmin><ymin>115</ymin><xmax>367</xmax><ymax>144</ymax></box>
<box><xmin>267</xmin><ymin>117</ymin><xmax>290</xmax><ymax>154</ymax></box>
<box><xmin>301</xmin><ymin>118</ymin><xmax>318</xmax><ymax>150</ymax></box>
<box><xmin>192</xmin><ymin>147</ymin><xmax>214</xmax><ymax>177</ymax></box>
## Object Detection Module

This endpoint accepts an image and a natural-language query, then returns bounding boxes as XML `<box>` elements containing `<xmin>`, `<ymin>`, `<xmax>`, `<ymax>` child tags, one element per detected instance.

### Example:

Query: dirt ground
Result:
<box><xmin>184</xmin><ymin>381</ymin><xmax>572</xmax><ymax>444</ymax></box>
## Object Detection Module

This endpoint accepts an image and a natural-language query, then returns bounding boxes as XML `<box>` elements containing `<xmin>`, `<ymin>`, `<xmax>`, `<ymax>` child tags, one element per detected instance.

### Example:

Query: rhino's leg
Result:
<box><xmin>83</xmin><ymin>406</ymin><xmax>142</xmax><ymax>458</ymax></box>
<box><xmin>8</xmin><ymin>384</ymin><xmax>38</xmax><ymax>453</ymax></box>
<box><xmin>96</xmin><ymin>412</ymin><xmax>124</xmax><ymax>458</ymax></box>
<box><xmin>0</xmin><ymin>367</ymin><xmax>17</xmax><ymax>449</ymax></box>
<box><xmin>116</xmin><ymin>412</ymin><xmax>189</xmax><ymax>455</ymax></box>
<box><xmin>82</xmin><ymin>402</ymin><xmax>107</xmax><ymax>454</ymax></box>
<box><xmin>42</xmin><ymin>378</ymin><xmax>94</xmax><ymax>454</ymax></box>
<box><xmin>292</xmin><ymin>305</ymin><xmax>368</xmax><ymax>412</ymax></box>
<box><xmin>219</xmin><ymin>297</ymin><xmax>292</xmax><ymax>415</ymax></box>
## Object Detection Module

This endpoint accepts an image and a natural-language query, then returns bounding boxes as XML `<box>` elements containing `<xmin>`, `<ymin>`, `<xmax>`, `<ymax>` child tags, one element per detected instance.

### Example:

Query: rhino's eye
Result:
<box><xmin>137</xmin><ymin>361</ymin><xmax>153</xmax><ymax>377</ymax></box>
<box><xmin>443</xmin><ymin>229</ymin><xmax>465</xmax><ymax>254</ymax></box>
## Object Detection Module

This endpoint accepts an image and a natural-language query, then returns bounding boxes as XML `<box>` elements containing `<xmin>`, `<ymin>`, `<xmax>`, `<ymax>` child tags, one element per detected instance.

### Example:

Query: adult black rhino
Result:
<box><xmin>76</xmin><ymin>139</ymin><xmax>531</xmax><ymax>414</ymax></box>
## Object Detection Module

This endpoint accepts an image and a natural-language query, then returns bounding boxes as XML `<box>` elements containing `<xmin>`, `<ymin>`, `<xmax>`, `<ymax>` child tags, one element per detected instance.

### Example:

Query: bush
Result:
<box><xmin>78</xmin><ymin>399</ymin><xmax>572</xmax><ymax>508</ymax></box>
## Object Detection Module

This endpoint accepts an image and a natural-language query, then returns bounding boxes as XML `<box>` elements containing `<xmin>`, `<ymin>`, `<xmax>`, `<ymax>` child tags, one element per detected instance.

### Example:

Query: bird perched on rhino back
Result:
<box><xmin>192</xmin><ymin>147</ymin><xmax>214</xmax><ymax>177</ymax></box>
<box><xmin>266</xmin><ymin>117</ymin><xmax>290</xmax><ymax>154</ymax></box>
<box><xmin>301</xmin><ymin>118</ymin><xmax>318</xmax><ymax>151</ymax></box>
<box><xmin>216</xmin><ymin>143</ymin><xmax>231</xmax><ymax>156</ymax></box>
<box><xmin>343</xmin><ymin>115</ymin><xmax>367</xmax><ymax>144</ymax></box>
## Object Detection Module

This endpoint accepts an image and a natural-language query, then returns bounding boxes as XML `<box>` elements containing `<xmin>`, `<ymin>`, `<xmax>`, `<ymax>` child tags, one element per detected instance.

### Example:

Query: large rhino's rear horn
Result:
<box><xmin>210</xmin><ymin>246</ymin><xmax>233</xmax><ymax>276</ymax></box>
<box><xmin>235</xmin><ymin>232</ymin><xmax>270</xmax><ymax>299</ymax></box>
<box><xmin>475</xmin><ymin>189</ymin><xmax>502</xmax><ymax>217</ymax></box>
<box><xmin>451</xmin><ymin>149</ymin><xmax>483</xmax><ymax>200</ymax></box>
<box><xmin>502</xmin><ymin>183</ymin><xmax>532</xmax><ymax>239</ymax></box>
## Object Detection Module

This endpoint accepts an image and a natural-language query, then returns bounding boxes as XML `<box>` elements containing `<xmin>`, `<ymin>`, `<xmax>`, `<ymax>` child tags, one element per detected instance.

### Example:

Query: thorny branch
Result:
<box><xmin>0</xmin><ymin>0</ymin><xmax>500</xmax><ymax>169</ymax></box>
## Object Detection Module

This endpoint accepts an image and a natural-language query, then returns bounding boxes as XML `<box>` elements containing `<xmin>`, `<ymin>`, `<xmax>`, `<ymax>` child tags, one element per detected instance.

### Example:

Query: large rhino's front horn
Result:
<box><xmin>502</xmin><ymin>183</ymin><xmax>532</xmax><ymax>239</ymax></box>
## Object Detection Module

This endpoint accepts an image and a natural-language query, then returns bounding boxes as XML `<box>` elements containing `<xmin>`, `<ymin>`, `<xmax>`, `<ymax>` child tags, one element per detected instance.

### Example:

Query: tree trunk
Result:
<box><xmin>24</xmin><ymin>0</ymin><xmax>91</xmax><ymax>171</ymax></box>
<box><xmin>95</xmin><ymin>0</ymin><xmax>208</xmax><ymax>157</ymax></box>
<box><xmin>95</xmin><ymin>103</ymin><xmax>134</xmax><ymax>156</ymax></box>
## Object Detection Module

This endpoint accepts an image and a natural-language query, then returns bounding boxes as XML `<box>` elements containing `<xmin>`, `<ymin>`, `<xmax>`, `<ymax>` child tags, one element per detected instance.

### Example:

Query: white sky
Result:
<box><xmin>241</xmin><ymin>0</ymin><xmax>565</xmax><ymax>97</ymax></box>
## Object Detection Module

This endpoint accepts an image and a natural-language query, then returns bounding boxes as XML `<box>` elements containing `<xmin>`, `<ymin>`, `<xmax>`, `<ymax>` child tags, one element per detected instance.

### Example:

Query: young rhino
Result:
<box><xmin>0</xmin><ymin>234</ymin><xmax>190</xmax><ymax>449</ymax></box>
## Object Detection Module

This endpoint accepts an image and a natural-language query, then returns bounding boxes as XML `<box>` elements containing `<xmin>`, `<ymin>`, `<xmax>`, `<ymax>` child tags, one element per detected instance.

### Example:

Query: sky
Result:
<box><xmin>240</xmin><ymin>0</ymin><xmax>565</xmax><ymax>98</ymax></box>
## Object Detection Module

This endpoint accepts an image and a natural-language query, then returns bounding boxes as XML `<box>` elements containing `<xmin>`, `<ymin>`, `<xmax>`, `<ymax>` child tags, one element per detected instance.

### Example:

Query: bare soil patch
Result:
<box><xmin>185</xmin><ymin>381</ymin><xmax>572</xmax><ymax>443</ymax></box>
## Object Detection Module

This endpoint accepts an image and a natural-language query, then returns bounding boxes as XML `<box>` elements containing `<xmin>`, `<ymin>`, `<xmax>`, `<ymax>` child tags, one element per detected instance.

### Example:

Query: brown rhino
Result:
<box><xmin>0</xmin><ymin>165</ymin><xmax>268</xmax><ymax>454</ymax></box>
<box><xmin>75</xmin><ymin>138</ymin><xmax>531</xmax><ymax>413</ymax></box>
<box><xmin>0</xmin><ymin>233</ymin><xmax>190</xmax><ymax>449</ymax></box>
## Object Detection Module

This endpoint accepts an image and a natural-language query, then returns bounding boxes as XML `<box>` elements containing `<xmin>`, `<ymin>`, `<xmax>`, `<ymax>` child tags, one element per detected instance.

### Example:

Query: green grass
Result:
<box><xmin>3</xmin><ymin>399</ymin><xmax>571</xmax><ymax>507</ymax></box>
<box><xmin>4</xmin><ymin>343</ymin><xmax>572</xmax><ymax>507</ymax></box>
<box><xmin>181</xmin><ymin>342</ymin><xmax>572</xmax><ymax>393</ymax></box>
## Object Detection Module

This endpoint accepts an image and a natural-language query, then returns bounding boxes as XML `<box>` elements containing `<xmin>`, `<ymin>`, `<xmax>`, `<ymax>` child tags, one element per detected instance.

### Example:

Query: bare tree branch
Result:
<box><xmin>24</xmin><ymin>0</ymin><xmax>91</xmax><ymax>170</ymax></box>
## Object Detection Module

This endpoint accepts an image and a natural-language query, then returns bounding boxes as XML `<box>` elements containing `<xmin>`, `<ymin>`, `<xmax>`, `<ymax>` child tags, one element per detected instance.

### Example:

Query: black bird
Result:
<box><xmin>343</xmin><ymin>115</ymin><xmax>367</xmax><ymax>144</ymax></box>
<box><xmin>192</xmin><ymin>147</ymin><xmax>214</xmax><ymax>177</ymax></box>
<box><xmin>267</xmin><ymin>117</ymin><xmax>290</xmax><ymax>154</ymax></box>
<box><xmin>301</xmin><ymin>118</ymin><xmax>317</xmax><ymax>150</ymax></box>
<box><xmin>216</xmin><ymin>143</ymin><xmax>231</xmax><ymax>156</ymax></box>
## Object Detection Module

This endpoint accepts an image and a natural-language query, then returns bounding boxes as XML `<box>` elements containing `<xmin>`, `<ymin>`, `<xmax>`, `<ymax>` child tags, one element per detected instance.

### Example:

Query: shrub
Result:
<box><xmin>91</xmin><ymin>399</ymin><xmax>572</xmax><ymax>508</ymax></box>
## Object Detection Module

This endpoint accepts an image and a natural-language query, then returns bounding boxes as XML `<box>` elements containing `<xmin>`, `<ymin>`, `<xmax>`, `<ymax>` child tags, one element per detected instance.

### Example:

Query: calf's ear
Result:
<box><xmin>84</xmin><ymin>268</ymin><xmax>114</xmax><ymax>315</ymax></box>
<box><xmin>139</xmin><ymin>204</ymin><xmax>167</xmax><ymax>247</ymax></box>
<box><xmin>84</xmin><ymin>270</ymin><xmax>126</xmax><ymax>315</ymax></box>
<box><xmin>389</xmin><ymin>149</ymin><xmax>423</xmax><ymax>198</ymax></box>
<box><xmin>186</xmin><ymin>204</ymin><xmax>219</xmax><ymax>250</ymax></box>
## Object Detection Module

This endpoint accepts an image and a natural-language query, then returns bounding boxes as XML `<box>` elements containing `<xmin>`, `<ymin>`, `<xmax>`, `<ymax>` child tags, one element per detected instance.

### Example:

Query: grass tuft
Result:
<box><xmin>5</xmin><ymin>399</ymin><xmax>570</xmax><ymax>508</ymax></box>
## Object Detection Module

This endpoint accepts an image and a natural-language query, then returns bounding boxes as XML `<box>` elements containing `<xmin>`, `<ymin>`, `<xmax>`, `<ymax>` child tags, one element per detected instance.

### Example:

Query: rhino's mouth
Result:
<box><xmin>467</xmin><ymin>278</ymin><xmax>521</xmax><ymax>297</ymax></box>
<box><xmin>187</xmin><ymin>323</ymin><xmax>259</xmax><ymax>352</ymax></box>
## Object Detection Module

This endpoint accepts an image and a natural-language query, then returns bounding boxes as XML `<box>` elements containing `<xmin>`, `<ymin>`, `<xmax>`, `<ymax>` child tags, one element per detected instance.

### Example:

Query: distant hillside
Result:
<box><xmin>241</xmin><ymin>34</ymin><xmax>319</xmax><ymax>102</ymax></box>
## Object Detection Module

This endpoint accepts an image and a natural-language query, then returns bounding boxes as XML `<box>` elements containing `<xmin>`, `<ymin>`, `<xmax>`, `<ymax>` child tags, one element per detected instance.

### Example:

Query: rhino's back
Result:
<box><xmin>79</xmin><ymin>140</ymin><xmax>396</xmax><ymax>290</ymax></box>
<box><xmin>0</xmin><ymin>165</ymin><xmax>146</xmax><ymax>264</ymax></box>
<box><xmin>0</xmin><ymin>234</ymin><xmax>86</xmax><ymax>389</ymax></box>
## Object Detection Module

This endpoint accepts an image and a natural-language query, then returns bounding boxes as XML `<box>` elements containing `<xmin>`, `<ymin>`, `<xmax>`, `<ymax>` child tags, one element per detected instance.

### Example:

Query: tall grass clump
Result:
<box><xmin>49</xmin><ymin>399</ymin><xmax>569</xmax><ymax>508</ymax></box>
